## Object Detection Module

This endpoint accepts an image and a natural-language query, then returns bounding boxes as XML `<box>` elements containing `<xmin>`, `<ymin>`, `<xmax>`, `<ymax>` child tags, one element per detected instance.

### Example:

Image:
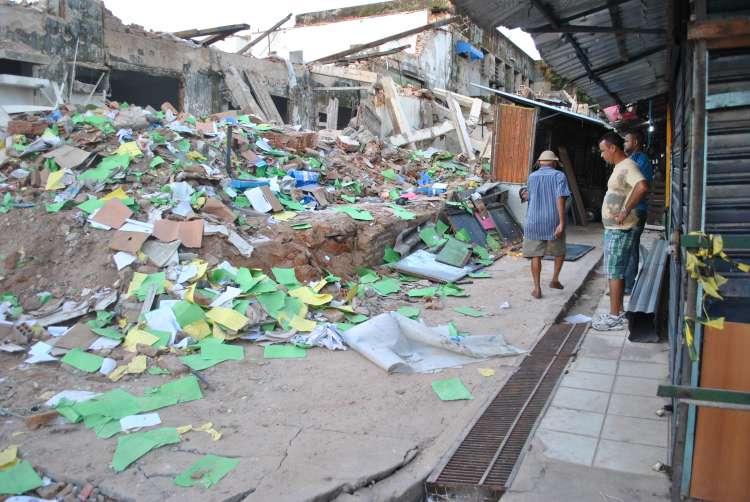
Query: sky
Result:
<box><xmin>102</xmin><ymin>0</ymin><xmax>540</xmax><ymax>60</ymax></box>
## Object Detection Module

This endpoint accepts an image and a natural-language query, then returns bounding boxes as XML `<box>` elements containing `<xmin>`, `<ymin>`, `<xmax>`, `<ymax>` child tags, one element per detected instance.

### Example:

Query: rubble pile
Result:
<box><xmin>0</xmin><ymin>98</ymin><xmax>519</xmax><ymax>497</ymax></box>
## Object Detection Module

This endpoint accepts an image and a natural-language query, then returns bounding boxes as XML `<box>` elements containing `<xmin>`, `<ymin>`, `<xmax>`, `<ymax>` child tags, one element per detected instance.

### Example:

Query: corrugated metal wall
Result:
<box><xmin>492</xmin><ymin>104</ymin><xmax>537</xmax><ymax>183</ymax></box>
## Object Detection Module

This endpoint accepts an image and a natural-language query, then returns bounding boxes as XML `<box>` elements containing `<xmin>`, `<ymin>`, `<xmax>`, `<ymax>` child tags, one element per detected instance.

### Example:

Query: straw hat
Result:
<box><xmin>537</xmin><ymin>150</ymin><xmax>559</xmax><ymax>162</ymax></box>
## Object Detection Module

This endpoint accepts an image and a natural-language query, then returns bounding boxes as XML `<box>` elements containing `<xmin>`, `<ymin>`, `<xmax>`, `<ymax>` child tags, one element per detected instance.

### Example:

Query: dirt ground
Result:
<box><xmin>1</xmin><ymin>226</ymin><xmax>604</xmax><ymax>502</ymax></box>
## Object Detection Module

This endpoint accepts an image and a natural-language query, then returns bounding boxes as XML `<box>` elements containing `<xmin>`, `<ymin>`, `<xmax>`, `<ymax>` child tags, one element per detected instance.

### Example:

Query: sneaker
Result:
<box><xmin>592</xmin><ymin>313</ymin><xmax>625</xmax><ymax>331</ymax></box>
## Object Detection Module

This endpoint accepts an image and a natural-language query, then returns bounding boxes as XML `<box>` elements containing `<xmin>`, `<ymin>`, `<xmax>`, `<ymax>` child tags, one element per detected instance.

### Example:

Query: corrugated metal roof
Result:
<box><xmin>454</xmin><ymin>0</ymin><xmax>669</xmax><ymax>107</ymax></box>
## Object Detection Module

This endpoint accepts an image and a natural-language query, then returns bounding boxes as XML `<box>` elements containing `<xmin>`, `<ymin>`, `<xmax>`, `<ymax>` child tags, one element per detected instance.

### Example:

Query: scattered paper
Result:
<box><xmin>120</xmin><ymin>412</ymin><xmax>162</xmax><ymax>431</ymax></box>
<box><xmin>333</xmin><ymin>206</ymin><xmax>374</xmax><ymax>221</ymax></box>
<box><xmin>61</xmin><ymin>348</ymin><xmax>103</xmax><ymax>373</ymax></box>
<box><xmin>89</xmin><ymin>336</ymin><xmax>121</xmax><ymax>351</ymax></box>
<box><xmin>0</xmin><ymin>461</ymin><xmax>43</xmax><ymax>495</ymax></box>
<box><xmin>453</xmin><ymin>306</ymin><xmax>488</xmax><ymax>317</ymax></box>
<box><xmin>209</xmin><ymin>287</ymin><xmax>242</xmax><ymax>308</ymax></box>
<box><xmin>100</xmin><ymin>357</ymin><xmax>117</xmax><ymax>376</ymax></box>
<box><xmin>431</xmin><ymin>377</ymin><xmax>474</xmax><ymax>401</ymax></box>
<box><xmin>113</xmin><ymin>252</ymin><xmax>136</xmax><ymax>271</ymax></box>
<box><xmin>478</xmin><ymin>368</ymin><xmax>496</xmax><ymax>377</ymax></box>
<box><xmin>174</xmin><ymin>454</ymin><xmax>239</xmax><ymax>489</ymax></box>
<box><xmin>24</xmin><ymin>342</ymin><xmax>57</xmax><ymax>364</ymax></box>
<box><xmin>263</xmin><ymin>344</ymin><xmax>307</xmax><ymax>359</ymax></box>
<box><xmin>45</xmin><ymin>390</ymin><xmax>100</xmax><ymax>407</ymax></box>
<box><xmin>500</xmin><ymin>302</ymin><xmax>511</xmax><ymax>309</ymax></box>
<box><xmin>111</xmin><ymin>427</ymin><xmax>180</xmax><ymax>472</ymax></box>
<box><xmin>206</xmin><ymin>307</ymin><xmax>248</xmax><ymax>331</ymax></box>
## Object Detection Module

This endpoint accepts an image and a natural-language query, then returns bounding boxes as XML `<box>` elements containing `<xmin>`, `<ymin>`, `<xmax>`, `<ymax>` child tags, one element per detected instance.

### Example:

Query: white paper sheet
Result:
<box><xmin>45</xmin><ymin>390</ymin><xmax>100</xmax><ymax>407</ymax></box>
<box><xmin>119</xmin><ymin>412</ymin><xmax>161</xmax><ymax>431</ymax></box>
<box><xmin>99</xmin><ymin>357</ymin><xmax>117</xmax><ymax>376</ymax></box>
<box><xmin>24</xmin><ymin>341</ymin><xmax>57</xmax><ymax>364</ymax></box>
<box><xmin>245</xmin><ymin>187</ymin><xmax>272</xmax><ymax>213</ymax></box>
<box><xmin>89</xmin><ymin>336</ymin><xmax>121</xmax><ymax>351</ymax></box>
<box><xmin>564</xmin><ymin>314</ymin><xmax>592</xmax><ymax>323</ymax></box>
<box><xmin>113</xmin><ymin>252</ymin><xmax>137</xmax><ymax>271</ymax></box>
<box><xmin>209</xmin><ymin>287</ymin><xmax>242</xmax><ymax>308</ymax></box>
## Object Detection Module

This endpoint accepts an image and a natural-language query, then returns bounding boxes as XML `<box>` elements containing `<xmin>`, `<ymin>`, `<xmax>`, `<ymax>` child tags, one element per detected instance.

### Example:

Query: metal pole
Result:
<box><xmin>225</xmin><ymin>124</ymin><xmax>234</xmax><ymax>178</ymax></box>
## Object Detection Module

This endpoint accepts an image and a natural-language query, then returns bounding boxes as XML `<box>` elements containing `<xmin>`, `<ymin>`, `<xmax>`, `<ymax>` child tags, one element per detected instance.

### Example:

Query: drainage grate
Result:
<box><xmin>426</xmin><ymin>322</ymin><xmax>587</xmax><ymax>500</ymax></box>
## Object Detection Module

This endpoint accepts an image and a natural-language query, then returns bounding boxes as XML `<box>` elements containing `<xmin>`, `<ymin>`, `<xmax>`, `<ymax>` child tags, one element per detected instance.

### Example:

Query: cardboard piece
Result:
<box><xmin>142</xmin><ymin>240</ymin><xmax>181</xmax><ymax>268</ymax></box>
<box><xmin>202</xmin><ymin>198</ymin><xmax>236</xmax><ymax>224</ymax></box>
<box><xmin>92</xmin><ymin>199</ymin><xmax>133</xmax><ymax>229</ymax></box>
<box><xmin>300</xmin><ymin>186</ymin><xmax>329</xmax><ymax>208</ymax></box>
<box><xmin>43</xmin><ymin>145</ymin><xmax>91</xmax><ymax>170</ymax></box>
<box><xmin>109</xmin><ymin>230</ymin><xmax>149</xmax><ymax>254</ymax></box>
<box><xmin>153</xmin><ymin>219</ymin><xmax>204</xmax><ymax>248</ymax></box>
<box><xmin>56</xmin><ymin>323</ymin><xmax>98</xmax><ymax>350</ymax></box>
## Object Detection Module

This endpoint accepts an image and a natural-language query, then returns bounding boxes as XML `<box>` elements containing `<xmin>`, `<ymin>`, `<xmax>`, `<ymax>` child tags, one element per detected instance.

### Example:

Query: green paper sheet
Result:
<box><xmin>148</xmin><ymin>367</ymin><xmax>170</xmax><ymax>375</ymax></box>
<box><xmin>150</xmin><ymin>156</ymin><xmax>165</xmax><ymax>168</ymax></box>
<box><xmin>137</xmin><ymin>375</ymin><xmax>203</xmax><ymax>412</ymax></box>
<box><xmin>345</xmin><ymin>313</ymin><xmax>369</xmax><ymax>324</ymax></box>
<box><xmin>111</xmin><ymin>427</ymin><xmax>181</xmax><ymax>472</ymax></box>
<box><xmin>201</xmin><ymin>338</ymin><xmax>244</xmax><ymax>361</ymax></box>
<box><xmin>473</xmin><ymin>245</ymin><xmax>490</xmax><ymax>260</ymax></box>
<box><xmin>248</xmin><ymin>279</ymin><xmax>279</xmax><ymax>295</ymax></box>
<box><xmin>235</xmin><ymin>268</ymin><xmax>261</xmax><ymax>293</ymax></box>
<box><xmin>441</xmin><ymin>283</ymin><xmax>468</xmax><ymax>297</ymax></box>
<box><xmin>62</xmin><ymin>348</ymin><xmax>104</xmax><ymax>373</ymax></box>
<box><xmin>46</xmin><ymin>200</ymin><xmax>75</xmax><ymax>213</ymax></box>
<box><xmin>359</xmin><ymin>272</ymin><xmax>379</xmax><ymax>284</ymax></box>
<box><xmin>468</xmin><ymin>271</ymin><xmax>491</xmax><ymax>278</ymax></box>
<box><xmin>388</xmin><ymin>204</ymin><xmax>416</xmax><ymax>220</ymax></box>
<box><xmin>146</xmin><ymin>328</ymin><xmax>171</xmax><ymax>348</ymax></box>
<box><xmin>340</xmin><ymin>194</ymin><xmax>356</xmax><ymax>203</ymax></box>
<box><xmin>258</xmin><ymin>290</ymin><xmax>287</xmax><ymax>315</ymax></box>
<box><xmin>431</xmin><ymin>377</ymin><xmax>474</xmax><ymax>401</ymax></box>
<box><xmin>76</xmin><ymin>197</ymin><xmax>105</xmax><ymax>214</ymax></box>
<box><xmin>455</xmin><ymin>228</ymin><xmax>471</xmax><ymax>243</ymax></box>
<box><xmin>272</xmin><ymin>267</ymin><xmax>299</xmax><ymax>287</ymax></box>
<box><xmin>419</xmin><ymin>227</ymin><xmax>447</xmax><ymax>248</ymax></box>
<box><xmin>486</xmin><ymin>233</ymin><xmax>502</xmax><ymax>252</ymax></box>
<box><xmin>133</xmin><ymin>272</ymin><xmax>166</xmax><ymax>301</ymax></box>
<box><xmin>91</xmin><ymin>326</ymin><xmax>123</xmax><ymax>340</ymax></box>
<box><xmin>172</xmin><ymin>301</ymin><xmax>206</xmax><ymax>327</ymax></box>
<box><xmin>453</xmin><ymin>306</ymin><xmax>487</xmax><ymax>317</ymax></box>
<box><xmin>80</xmin><ymin>154</ymin><xmax>130</xmax><ymax>182</ymax></box>
<box><xmin>333</xmin><ymin>206</ymin><xmax>374</xmax><ymax>221</ymax></box>
<box><xmin>383</xmin><ymin>246</ymin><xmax>400</xmax><ymax>264</ymax></box>
<box><xmin>0</xmin><ymin>460</ymin><xmax>43</xmax><ymax>495</ymax></box>
<box><xmin>372</xmin><ymin>278</ymin><xmax>401</xmax><ymax>296</ymax></box>
<box><xmin>408</xmin><ymin>287</ymin><xmax>438</xmax><ymax>297</ymax></box>
<box><xmin>396</xmin><ymin>306</ymin><xmax>421</xmax><ymax>319</ymax></box>
<box><xmin>174</xmin><ymin>454</ymin><xmax>240</xmax><ymax>489</ymax></box>
<box><xmin>291</xmin><ymin>223</ymin><xmax>312</xmax><ymax>230</ymax></box>
<box><xmin>436</xmin><ymin>220</ymin><xmax>449</xmax><ymax>235</ymax></box>
<box><xmin>381</xmin><ymin>168</ymin><xmax>397</xmax><ymax>181</ymax></box>
<box><xmin>263</xmin><ymin>344</ymin><xmax>307</xmax><ymax>359</ymax></box>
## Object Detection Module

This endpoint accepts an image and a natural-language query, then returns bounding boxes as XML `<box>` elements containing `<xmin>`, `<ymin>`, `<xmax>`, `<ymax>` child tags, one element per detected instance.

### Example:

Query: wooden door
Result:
<box><xmin>690</xmin><ymin>322</ymin><xmax>750</xmax><ymax>502</ymax></box>
<box><xmin>492</xmin><ymin>104</ymin><xmax>538</xmax><ymax>183</ymax></box>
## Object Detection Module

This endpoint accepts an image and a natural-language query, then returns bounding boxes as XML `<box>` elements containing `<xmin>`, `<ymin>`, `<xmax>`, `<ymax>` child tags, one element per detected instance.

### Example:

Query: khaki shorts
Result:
<box><xmin>522</xmin><ymin>234</ymin><xmax>566</xmax><ymax>257</ymax></box>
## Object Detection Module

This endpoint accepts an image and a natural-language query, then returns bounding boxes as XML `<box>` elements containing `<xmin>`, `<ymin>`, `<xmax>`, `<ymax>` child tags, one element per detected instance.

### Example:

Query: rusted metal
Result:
<box><xmin>492</xmin><ymin>104</ymin><xmax>537</xmax><ymax>184</ymax></box>
<box><xmin>426</xmin><ymin>323</ymin><xmax>587</xmax><ymax>499</ymax></box>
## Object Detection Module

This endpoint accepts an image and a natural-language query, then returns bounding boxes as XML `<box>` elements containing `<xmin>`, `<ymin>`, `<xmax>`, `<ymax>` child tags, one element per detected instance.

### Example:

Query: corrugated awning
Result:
<box><xmin>453</xmin><ymin>0</ymin><xmax>669</xmax><ymax>107</ymax></box>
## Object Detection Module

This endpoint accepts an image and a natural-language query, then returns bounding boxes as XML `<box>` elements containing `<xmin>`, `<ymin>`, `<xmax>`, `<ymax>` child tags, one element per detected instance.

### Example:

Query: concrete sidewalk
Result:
<box><xmin>504</xmin><ymin>288</ymin><xmax>671</xmax><ymax>502</ymax></box>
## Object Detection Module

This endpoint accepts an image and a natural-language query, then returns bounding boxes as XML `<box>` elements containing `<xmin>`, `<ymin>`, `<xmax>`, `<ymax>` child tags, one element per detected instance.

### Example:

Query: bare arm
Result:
<box><xmin>555</xmin><ymin>196</ymin><xmax>566</xmax><ymax>238</ymax></box>
<box><xmin>614</xmin><ymin>180</ymin><xmax>649</xmax><ymax>224</ymax></box>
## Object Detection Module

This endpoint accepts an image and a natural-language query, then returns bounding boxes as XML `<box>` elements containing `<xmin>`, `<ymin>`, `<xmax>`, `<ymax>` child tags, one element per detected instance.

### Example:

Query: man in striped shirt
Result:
<box><xmin>521</xmin><ymin>150</ymin><xmax>571</xmax><ymax>299</ymax></box>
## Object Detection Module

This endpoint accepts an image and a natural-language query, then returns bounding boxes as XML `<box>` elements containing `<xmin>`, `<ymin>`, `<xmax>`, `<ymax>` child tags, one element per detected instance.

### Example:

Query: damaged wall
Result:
<box><xmin>0</xmin><ymin>0</ymin><xmax>314</xmax><ymax>125</ymax></box>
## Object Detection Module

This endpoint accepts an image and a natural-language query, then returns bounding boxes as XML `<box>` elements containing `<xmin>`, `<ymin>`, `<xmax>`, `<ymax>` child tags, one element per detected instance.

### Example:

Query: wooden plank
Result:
<box><xmin>309</xmin><ymin>64</ymin><xmax>378</xmax><ymax>84</ymax></box>
<box><xmin>467</xmin><ymin>98</ymin><xmax>483</xmax><ymax>127</ymax></box>
<box><xmin>337</xmin><ymin>44</ymin><xmax>410</xmax><ymax>63</ymax></box>
<box><xmin>707</xmin><ymin>35</ymin><xmax>750</xmax><ymax>49</ymax></box>
<box><xmin>690</xmin><ymin>322</ymin><xmax>750</xmax><ymax>502</ymax></box>
<box><xmin>447</xmin><ymin>92</ymin><xmax>475</xmax><ymax>160</ymax></box>
<box><xmin>174</xmin><ymin>23</ymin><xmax>249</xmax><ymax>39</ymax></box>
<box><xmin>389</xmin><ymin>120</ymin><xmax>454</xmax><ymax>147</ymax></box>
<box><xmin>432</xmin><ymin>88</ymin><xmax>492</xmax><ymax>113</ymax></box>
<box><xmin>311</xmin><ymin>16</ymin><xmax>458</xmax><ymax>64</ymax></box>
<box><xmin>237</xmin><ymin>14</ymin><xmax>292</xmax><ymax>55</ymax></box>
<box><xmin>223</xmin><ymin>67</ymin><xmax>265</xmax><ymax>118</ymax></box>
<box><xmin>558</xmin><ymin>146</ymin><xmax>586</xmax><ymax>226</ymax></box>
<box><xmin>688</xmin><ymin>17</ymin><xmax>750</xmax><ymax>40</ymax></box>
<box><xmin>243</xmin><ymin>70</ymin><xmax>284</xmax><ymax>124</ymax></box>
<box><xmin>325</xmin><ymin>98</ymin><xmax>339</xmax><ymax>130</ymax></box>
<box><xmin>381</xmin><ymin>76</ymin><xmax>415</xmax><ymax>149</ymax></box>
<box><xmin>313</xmin><ymin>86</ymin><xmax>371</xmax><ymax>92</ymax></box>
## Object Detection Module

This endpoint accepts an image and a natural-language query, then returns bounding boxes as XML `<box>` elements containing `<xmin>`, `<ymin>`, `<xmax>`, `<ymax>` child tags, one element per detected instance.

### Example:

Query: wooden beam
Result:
<box><xmin>201</xmin><ymin>25</ymin><xmax>247</xmax><ymax>47</ymax></box>
<box><xmin>526</xmin><ymin>0</ymin><xmax>632</xmax><ymax>30</ymax></box>
<box><xmin>607</xmin><ymin>0</ymin><xmax>630</xmax><ymax>61</ymax></box>
<box><xmin>237</xmin><ymin>13</ymin><xmax>292</xmax><ymax>55</ymax></box>
<box><xmin>447</xmin><ymin>92</ymin><xmax>475</xmax><ymax>160</ymax></box>
<box><xmin>174</xmin><ymin>23</ymin><xmax>249</xmax><ymax>39</ymax></box>
<box><xmin>688</xmin><ymin>17</ymin><xmax>750</xmax><ymax>40</ymax></box>
<box><xmin>243</xmin><ymin>70</ymin><xmax>284</xmax><ymax>124</ymax></box>
<box><xmin>431</xmin><ymin>88</ymin><xmax>492</xmax><ymax>113</ymax></box>
<box><xmin>569</xmin><ymin>45</ymin><xmax>666</xmax><ymax>82</ymax></box>
<box><xmin>525</xmin><ymin>25</ymin><xmax>664</xmax><ymax>34</ymax></box>
<box><xmin>311</xmin><ymin>16</ymin><xmax>458</xmax><ymax>64</ymax></box>
<box><xmin>381</xmin><ymin>76</ymin><xmax>416</xmax><ymax>149</ymax></box>
<box><xmin>313</xmin><ymin>86</ymin><xmax>371</xmax><ymax>92</ymax></box>
<box><xmin>336</xmin><ymin>44</ymin><xmax>411</xmax><ymax>63</ymax></box>
<box><xmin>707</xmin><ymin>35</ymin><xmax>750</xmax><ymax>49</ymax></box>
<box><xmin>389</xmin><ymin>120</ymin><xmax>455</xmax><ymax>147</ymax></box>
<box><xmin>309</xmin><ymin>64</ymin><xmax>378</xmax><ymax>84</ymax></box>
<box><xmin>558</xmin><ymin>146</ymin><xmax>586</xmax><ymax>226</ymax></box>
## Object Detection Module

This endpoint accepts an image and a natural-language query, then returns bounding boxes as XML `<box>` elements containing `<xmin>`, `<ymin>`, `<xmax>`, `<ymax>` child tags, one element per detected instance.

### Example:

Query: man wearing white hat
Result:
<box><xmin>521</xmin><ymin>150</ymin><xmax>571</xmax><ymax>299</ymax></box>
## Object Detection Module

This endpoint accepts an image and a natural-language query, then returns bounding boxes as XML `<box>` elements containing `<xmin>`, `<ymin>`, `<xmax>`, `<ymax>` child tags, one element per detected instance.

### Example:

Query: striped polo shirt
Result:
<box><xmin>524</xmin><ymin>166</ymin><xmax>571</xmax><ymax>240</ymax></box>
